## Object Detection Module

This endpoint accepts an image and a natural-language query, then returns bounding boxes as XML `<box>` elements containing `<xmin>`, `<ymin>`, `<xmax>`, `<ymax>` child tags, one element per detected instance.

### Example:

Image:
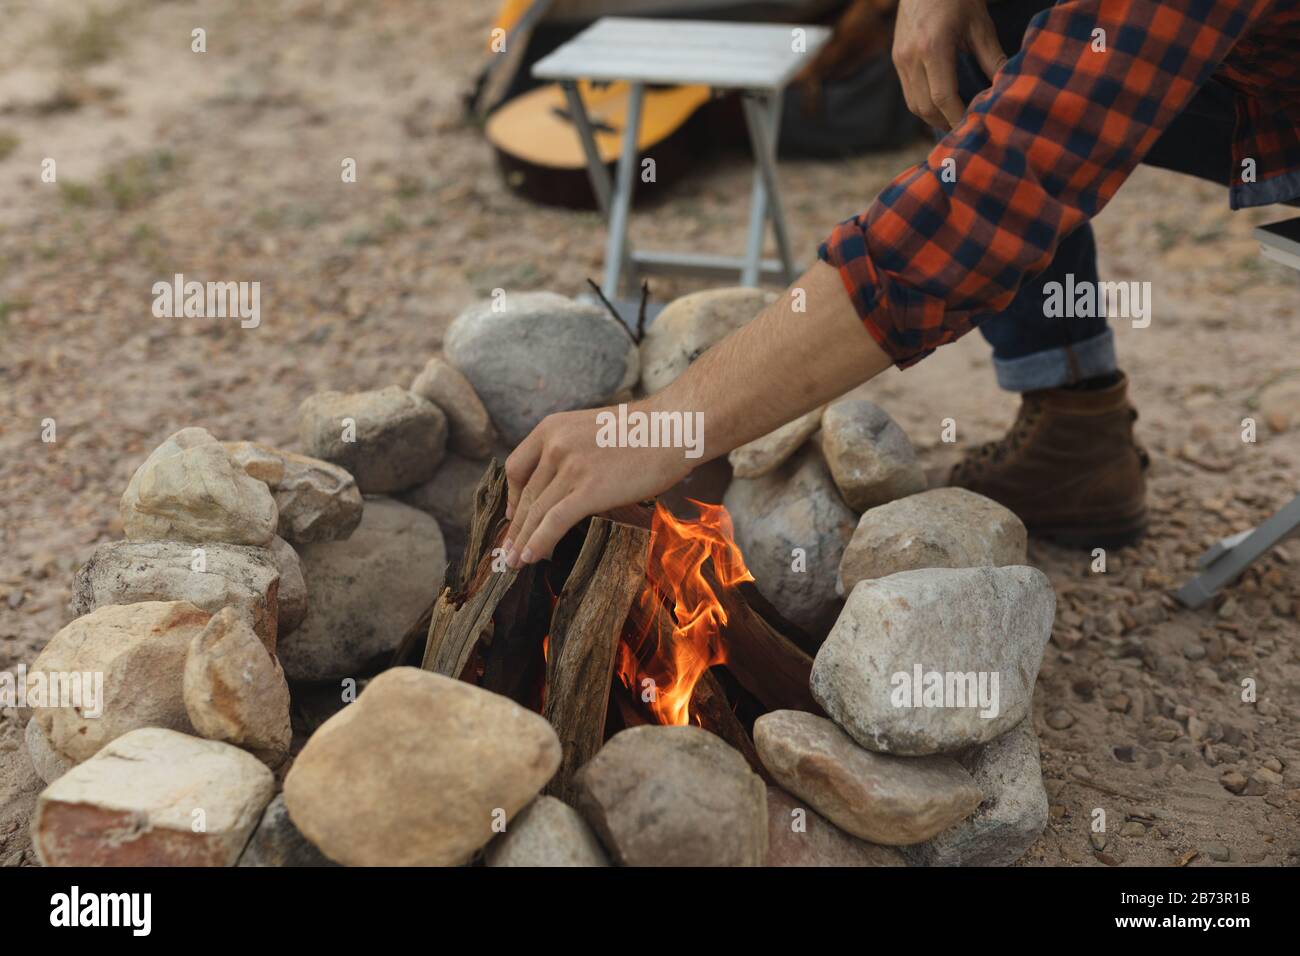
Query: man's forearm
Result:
<box><xmin>501</xmin><ymin>261</ymin><xmax>891</xmax><ymax>566</ymax></box>
<box><xmin>647</xmin><ymin>259</ymin><xmax>892</xmax><ymax>462</ymax></box>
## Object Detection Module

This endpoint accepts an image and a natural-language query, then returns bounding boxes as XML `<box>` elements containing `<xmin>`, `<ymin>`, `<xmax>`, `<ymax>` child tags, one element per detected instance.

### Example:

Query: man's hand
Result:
<box><xmin>503</xmin><ymin>261</ymin><xmax>892</xmax><ymax>567</ymax></box>
<box><xmin>893</xmin><ymin>0</ymin><xmax>1007</xmax><ymax>130</ymax></box>
<box><xmin>502</xmin><ymin>404</ymin><xmax>693</xmax><ymax>566</ymax></box>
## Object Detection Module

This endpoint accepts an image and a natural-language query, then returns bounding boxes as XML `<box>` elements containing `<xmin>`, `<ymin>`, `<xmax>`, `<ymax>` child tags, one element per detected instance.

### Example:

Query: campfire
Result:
<box><xmin>396</xmin><ymin>460</ymin><xmax>822</xmax><ymax>801</ymax></box>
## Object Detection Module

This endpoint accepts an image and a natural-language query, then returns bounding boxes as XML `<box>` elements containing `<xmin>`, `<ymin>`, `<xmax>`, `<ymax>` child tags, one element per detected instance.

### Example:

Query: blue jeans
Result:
<box><xmin>960</xmin><ymin>0</ymin><xmax>1237</xmax><ymax>391</ymax></box>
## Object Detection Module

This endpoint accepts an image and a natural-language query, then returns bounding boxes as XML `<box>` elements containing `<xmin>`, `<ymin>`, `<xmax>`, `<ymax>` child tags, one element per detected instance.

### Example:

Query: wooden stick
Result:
<box><xmin>543</xmin><ymin>517</ymin><xmax>650</xmax><ymax>803</ymax></box>
<box><xmin>690</xmin><ymin>669</ymin><xmax>771</xmax><ymax>781</ymax></box>
<box><xmin>703</xmin><ymin>558</ymin><xmax>824</xmax><ymax>716</ymax></box>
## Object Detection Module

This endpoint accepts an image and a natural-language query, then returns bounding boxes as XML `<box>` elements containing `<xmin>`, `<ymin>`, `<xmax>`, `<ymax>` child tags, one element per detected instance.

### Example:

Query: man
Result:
<box><xmin>501</xmin><ymin>0</ymin><xmax>1300</xmax><ymax>568</ymax></box>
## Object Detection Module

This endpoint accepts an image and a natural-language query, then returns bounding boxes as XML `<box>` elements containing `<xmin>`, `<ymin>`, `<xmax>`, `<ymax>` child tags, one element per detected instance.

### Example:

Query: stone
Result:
<box><xmin>71</xmin><ymin>538</ymin><xmax>281</xmax><ymax>651</ymax></box>
<box><xmin>1045</xmin><ymin>708</ymin><xmax>1076</xmax><ymax>730</ymax></box>
<box><xmin>765</xmin><ymin>786</ymin><xmax>906</xmax><ymax>866</ymax></box>
<box><xmin>754</xmin><ymin>710</ymin><xmax>981</xmax><ymax>846</ymax></box>
<box><xmin>485</xmin><ymin>795</ymin><xmax>610</xmax><ymax>867</ymax></box>
<box><xmin>901</xmin><ymin>720</ymin><xmax>1048</xmax><ymax>866</ymax></box>
<box><xmin>24</xmin><ymin>718</ymin><xmax>73</xmax><ymax>785</ymax></box>
<box><xmin>398</xmin><ymin>453</ymin><xmax>487</xmax><ymax>567</ymax></box>
<box><xmin>183</xmin><ymin>607</ymin><xmax>292</xmax><ymax>766</ymax></box>
<box><xmin>33</xmin><ymin>728</ymin><xmax>274</xmax><ymax>866</ymax></box>
<box><xmin>837</xmin><ymin>488</ymin><xmax>1027</xmax><ymax>594</ymax></box>
<box><xmin>238</xmin><ymin>794</ymin><xmax>337</xmax><ymax>867</ymax></box>
<box><xmin>298</xmin><ymin>386</ymin><xmax>447</xmax><ymax>494</ymax></box>
<box><xmin>121</xmin><ymin>427</ymin><xmax>278</xmax><ymax>545</ymax></box>
<box><xmin>820</xmin><ymin>395</ymin><xmax>926</xmax><ymax>511</ymax></box>
<box><xmin>810</xmin><ymin>566</ymin><xmax>1056</xmax><ymax>755</ymax></box>
<box><xmin>574</xmin><ymin>725</ymin><xmax>767</xmax><ymax>867</ymax></box>
<box><xmin>728</xmin><ymin>406</ymin><xmax>823</xmax><ymax>479</ymax></box>
<box><xmin>0</xmin><ymin>727</ymin><xmax>42</xmax><ymax>866</ymax></box>
<box><xmin>284</xmin><ymin>668</ymin><xmax>559</xmax><ymax>866</ymax></box>
<box><xmin>723</xmin><ymin>446</ymin><xmax>856</xmax><ymax>634</ymax></box>
<box><xmin>410</xmin><ymin>355</ymin><xmax>499</xmax><ymax>458</ymax></box>
<box><xmin>268</xmin><ymin>535</ymin><xmax>307</xmax><ymax>638</ymax></box>
<box><xmin>225</xmin><ymin>441</ymin><xmax>363</xmax><ymax>544</ymax></box>
<box><xmin>30</xmin><ymin>601</ymin><xmax>210</xmax><ymax>765</ymax></box>
<box><xmin>444</xmin><ymin>292</ymin><xmax>639</xmax><ymax>445</ymax></box>
<box><xmin>277</xmin><ymin>497</ymin><xmax>446</xmax><ymax>681</ymax></box>
<box><xmin>1259</xmin><ymin>375</ymin><xmax>1300</xmax><ymax>433</ymax></box>
<box><xmin>638</xmin><ymin>287</ymin><xmax>773</xmax><ymax>394</ymax></box>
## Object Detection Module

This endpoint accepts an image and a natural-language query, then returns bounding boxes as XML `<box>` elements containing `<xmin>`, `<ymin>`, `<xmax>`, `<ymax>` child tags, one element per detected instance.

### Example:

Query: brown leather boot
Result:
<box><xmin>948</xmin><ymin>372</ymin><xmax>1149</xmax><ymax>548</ymax></box>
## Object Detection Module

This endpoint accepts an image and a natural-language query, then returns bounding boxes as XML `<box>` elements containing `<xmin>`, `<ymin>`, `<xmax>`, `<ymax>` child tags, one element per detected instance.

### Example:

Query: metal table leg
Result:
<box><xmin>1175</xmin><ymin>494</ymin><xmax>1300</xmax><ymax>608</ymax></box>
<box><xmin>601</xmin><ymin>82</ymin><xmax>645</xmax><ymax>299</ymax></box>
<box><xmin>562</xmin><ymin>81</ymin><xmax>637</xmax><ymax>296</ymax></box>
<box><xmin>741</xmin><ymin>92</ymin><xmax>795</xmax><ymax>285</ymax></box>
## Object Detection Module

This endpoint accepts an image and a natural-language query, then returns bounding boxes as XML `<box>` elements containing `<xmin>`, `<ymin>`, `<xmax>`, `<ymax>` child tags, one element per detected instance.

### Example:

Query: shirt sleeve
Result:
<box><xmin>819</xmin><ymin>0</ymin><xmax>1271</xmax><ymax>368</ymax></box>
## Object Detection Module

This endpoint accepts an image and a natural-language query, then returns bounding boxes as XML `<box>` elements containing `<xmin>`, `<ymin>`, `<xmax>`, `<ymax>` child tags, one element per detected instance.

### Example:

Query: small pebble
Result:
<box><xmin>1046</xmin><ymin>709</ymin><xmax>1076</xmax><ymax>730</ymax></box>
<box><xmin>1201</xmin><ymin>842</ymin><xmax>1230</xmax><ymax>862</ymax></box>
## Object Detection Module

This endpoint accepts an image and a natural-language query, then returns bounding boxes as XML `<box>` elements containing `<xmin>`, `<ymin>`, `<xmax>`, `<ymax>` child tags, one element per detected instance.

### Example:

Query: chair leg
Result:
<box><xmin>1175</xmin><ymin>494</ymin><xmax>1300</xmax><ymax>608</ymax></box>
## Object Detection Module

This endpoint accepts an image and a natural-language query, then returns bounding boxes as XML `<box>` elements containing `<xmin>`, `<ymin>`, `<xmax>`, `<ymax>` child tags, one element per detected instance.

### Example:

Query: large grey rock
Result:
<box><xmin>121</xmin><ymin>427</ymin><xmax>278</xmax><ymax>546</ymax></box>
<box><xmin>277</xmin><ymin>497</ymin><xmax>446</xmax><ymax>681</ymax></box>
<box><xmin>410</xmin><ymin>355</ymin><xmax>499</xmax><ymax>458</ymax></box>
<box><xmin>24</xmin><ymin>719</ymin><xmax>73</xmax><ymax>785</ymax></box>
<box><xmin>71</xmin><ymin>538</ymin><xmax>281</xmax><ymax>651</ymax></box>
<box><xmin>183</xmin><ymin>607</ymin><xmax>292</xmax><ymax>767</ymax></box>
<box><xmin>765</xmin><ymin>786</ymin><xmax>906</xmax><ymax>866</ymax></box>
<box><xmin>30</xmin><ymin>602</ymin><xmax>210</xmax><ymax>765</ymax></box>
<box><xmin>398</xmin><ymin>453</ymin><xmax>488</xmax><ymax>567</ymax></box>
<box><xmin>224</xmin><ymin>441</ymin><xmax>363</xmax><ymax>544</ymax></box>
<box><xmin>838</xmin><ymin>488</ymin><xmax>1027</xmax><ymax>594</ymax></box>
<box><xmin>33</xmin><ymin>728</ymin><xmax>274</xmax><ymax>866</ymax></box>
<box><xmin>728</xmin><ymin>406</ymin><xmax>823</xmax><ymax>479</ymax></box>
<box><xmin>574</xmin><ymin>725</ymin><xmax>767</xmax><ymax>867</ymax></box>
<box><xmin>639</xmin><ymin>287</ymin><xmax>773</xmax><ymax>394</ymax></box>
<box><xmin>723</xmin><ymin>445</ymin><xmax>856</xmax><ymax>634</ymax></box>
<box><xmin>283</xmin><ymin>668</ymin><xmax>561</xmax><ymax>866</ymax></box>
<box><xmin>486</xmin><ymin>795</ymin><xmax>609</xmax><ymax>867</ymax></box>
<box><xmin>820</xmin><ymin>396</ymin><xmax>926</xmax><ymax>511</ymax></box>
<box><xmin>268</xmin><ymin>535</ymin><xmax>307</xmax><ymax>638</ymax></box>
<box><xmin>811</xmin><ymin>566</ymin><xmax>1056</xmax><ymax>755</ymax></box>
<box><xmin>238</xmin><ymin>794</ymin><xmax>337</xmax><ymax>867</ymax></box>
<box><xmin>902</xmin><ymin>720</ymin><xmax>1048</xmax><ymax>866</ymax></box>
<box><xmin>754</xmin><ymin>710</ymin><xmax>981</xmax><ymax>846</ymax></box>
<box><xmin>445</xmin><ymin>292</ymin><xmax>639</xmax><ymax>445</ymax></box>
<box><xmin>298</xmin><ymin>386</ymin><xmax>447</xmax><ymax>494</ymax></box>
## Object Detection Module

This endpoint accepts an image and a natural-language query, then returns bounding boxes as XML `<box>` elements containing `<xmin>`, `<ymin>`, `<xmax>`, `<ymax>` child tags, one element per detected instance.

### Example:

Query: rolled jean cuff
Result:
<box><xmin>992</xmin><ymin>328</ymin><xmax>1117</xmax><ymax>392</ymax></box>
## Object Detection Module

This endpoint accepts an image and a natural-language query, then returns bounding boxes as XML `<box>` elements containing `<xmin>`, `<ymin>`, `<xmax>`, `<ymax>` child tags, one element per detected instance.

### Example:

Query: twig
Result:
<box><xmin>635</xmin><ymin>280</ymin><xmax>650</xmax><ymax>344</ymax></box>
<box><xmin>584</xmin><ymin>278</ymin><xmax>637</xmax><ymax>346</ymax></box>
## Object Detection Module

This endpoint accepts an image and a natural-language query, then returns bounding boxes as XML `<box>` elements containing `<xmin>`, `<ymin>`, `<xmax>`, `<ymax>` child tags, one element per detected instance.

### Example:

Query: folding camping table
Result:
<box><xmin>532</xmin><ymin>17</ymin><xmax>830</xmax><ymax>300</ymax></box>
<box><xmin>1174</xmin><ymin>217</ymin><xmax>1300</xmax><ymax>608</ymax></box>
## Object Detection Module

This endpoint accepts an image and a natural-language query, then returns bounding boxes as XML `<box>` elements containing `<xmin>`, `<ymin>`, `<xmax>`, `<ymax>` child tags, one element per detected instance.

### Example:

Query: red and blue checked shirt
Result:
<box><xmin>819</xmin><ymin>0</ymin><xmax>1300</xmax><ymax>368</ymax></box>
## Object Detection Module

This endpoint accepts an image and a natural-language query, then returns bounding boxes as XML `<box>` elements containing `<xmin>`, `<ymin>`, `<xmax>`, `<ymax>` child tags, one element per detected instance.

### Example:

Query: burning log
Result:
<box><xmin>542</xmin><ymin>518</ymin><xmax>649</xmax><ymax>802</ymax></box>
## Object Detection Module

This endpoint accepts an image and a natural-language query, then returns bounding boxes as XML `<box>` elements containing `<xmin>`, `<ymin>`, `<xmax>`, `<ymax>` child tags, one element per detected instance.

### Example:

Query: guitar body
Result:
<box><xmin>486</xmin><ymin>81</ymin><xmax>716</xmax><ymax>209</ymax></box>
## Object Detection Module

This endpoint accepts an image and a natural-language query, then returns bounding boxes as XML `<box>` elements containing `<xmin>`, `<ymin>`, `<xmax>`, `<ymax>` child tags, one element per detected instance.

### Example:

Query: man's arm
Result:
<box><xmin>502</xmin><ymin>261</ymin><xmax>890</xmax><ymax>566</ymax></box>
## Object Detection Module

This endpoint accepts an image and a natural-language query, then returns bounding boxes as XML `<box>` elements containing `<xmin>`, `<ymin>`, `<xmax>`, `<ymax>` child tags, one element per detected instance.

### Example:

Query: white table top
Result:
<box><xmin>532</xmin><ymin>17</ymin><xmax>831</xmax><ymax>91</ymax></box>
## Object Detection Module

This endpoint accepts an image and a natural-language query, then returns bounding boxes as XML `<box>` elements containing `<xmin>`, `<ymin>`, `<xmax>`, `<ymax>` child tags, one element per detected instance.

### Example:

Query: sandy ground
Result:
<box><xmin>1</xmin><ymin>0</ymin><xmax>1297</xmax><ymax>866</ymax></box>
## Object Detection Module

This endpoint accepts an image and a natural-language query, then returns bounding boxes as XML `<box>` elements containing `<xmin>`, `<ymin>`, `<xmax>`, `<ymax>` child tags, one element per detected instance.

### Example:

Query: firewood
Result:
<box><xmin>690</xmin><ymin>669</ymin><xmax>771</xmax><ymax>781</ymax></box>
<box><xmin>702</xmin><ymin>559</ymin><xmax>824</xmax><ymax>716</ymax></box>
<box><xmin>543</xmin><ymin>517</ymin><xmax>650</xmax><ymax>803</ymax></box>
<box><xmin>420</xmin><ymin>459</ymin><xmax>526</xmax><ymax>679</ymax></box>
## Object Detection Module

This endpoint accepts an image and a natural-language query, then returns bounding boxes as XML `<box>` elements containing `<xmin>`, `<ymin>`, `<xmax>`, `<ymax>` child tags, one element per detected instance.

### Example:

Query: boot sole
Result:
<box><xmin>1028</xmin><ymin>510</ymin><xmax>1148</xmax><ymax>550</ymax></box>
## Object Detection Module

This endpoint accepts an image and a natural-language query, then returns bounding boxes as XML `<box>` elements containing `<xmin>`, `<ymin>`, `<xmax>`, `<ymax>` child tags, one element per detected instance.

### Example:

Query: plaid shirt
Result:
<box><xmin>819</xmin><ymin>0</ymin><xmax>1300</xmax><ymax>368</ymax></box>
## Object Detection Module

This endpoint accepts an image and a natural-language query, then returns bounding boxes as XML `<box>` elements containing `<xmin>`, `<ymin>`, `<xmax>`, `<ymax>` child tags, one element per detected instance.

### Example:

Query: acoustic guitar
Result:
<box><xmin>485</xmin><ymin>79</ymin><xmax>715</xmax><ymax>209</ymax></box>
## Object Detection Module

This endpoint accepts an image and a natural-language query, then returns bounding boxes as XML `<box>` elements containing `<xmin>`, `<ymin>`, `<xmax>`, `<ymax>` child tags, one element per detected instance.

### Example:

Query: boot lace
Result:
<box><xmin>951</xmin><ymin>397</ymin><xmax>1045</xmax><ymax>482</ymax></box>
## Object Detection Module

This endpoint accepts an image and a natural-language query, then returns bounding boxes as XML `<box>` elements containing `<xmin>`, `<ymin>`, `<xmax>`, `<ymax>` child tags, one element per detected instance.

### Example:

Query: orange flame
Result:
<box><xmin>619</xmin><ymin>501</ymin><xmax>753</xmax><ymax>725</ymax></box>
